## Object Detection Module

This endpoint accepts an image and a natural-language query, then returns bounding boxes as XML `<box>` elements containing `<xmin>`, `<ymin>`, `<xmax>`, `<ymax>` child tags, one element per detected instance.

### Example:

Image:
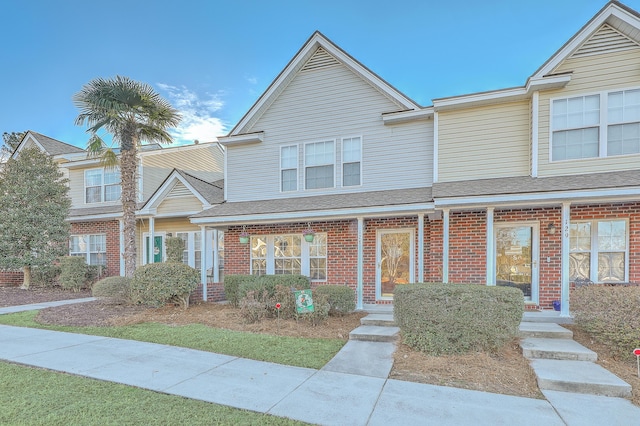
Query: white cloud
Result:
<box><xmin>245</xmin><ymin>75</ymin><xmax>258</xmax><ymax>85</ymax></box>
<box><xmin>157</xmin><ymin>83</ymin><xmax>227</xmax><ymax>145</ymax></box>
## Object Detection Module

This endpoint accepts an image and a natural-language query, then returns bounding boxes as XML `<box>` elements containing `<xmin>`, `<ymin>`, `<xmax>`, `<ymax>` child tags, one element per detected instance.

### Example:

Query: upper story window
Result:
<box><xmin>342</xmin><ymin>136</ymin><xmax>361</xmax><ymax>186</ymax></box>
<box><xmin>85</xmin><ymin>168</ymin><xmax>121</xmax><ymax>203</ymax></box>
<box><xmin>551</xmin><ymin>95</ymin><xmax>600</xmax><ymax>161</ymax></box>
<box><xmin>280</xmin><ymin>145</ymin><xmax>298</xmax><ymax>192</ymax></box>
<box><xmin>305</xmin><ymin>140</ymin><xmax>335</xmax><ymax>190</ymax></box>
<box><xmin>551</xmin><ymin>88</ymin><xmax>640</xmax><ymax>161</ymax></box>
<box><xmin>607</xmin><ymin>89</ymin><xmax>640</xmax><ymax>156</ymax></box>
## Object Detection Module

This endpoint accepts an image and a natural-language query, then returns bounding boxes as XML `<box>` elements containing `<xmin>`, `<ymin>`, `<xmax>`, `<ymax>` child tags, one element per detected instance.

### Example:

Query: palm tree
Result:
<box><xmin>74</xmin><ymin>76</ymin><xmax>181</xmax><ymax>277</ymax></box>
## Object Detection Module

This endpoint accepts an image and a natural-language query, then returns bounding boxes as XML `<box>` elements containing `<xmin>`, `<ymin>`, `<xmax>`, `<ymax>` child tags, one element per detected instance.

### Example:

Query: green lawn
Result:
<box><xmin>0</xmin><ymin>361</ymin><xmax>305</xmax><ymax>426</ymax></box>
<box><xmin>0</xmin><ymin>311</ymin><xmax>344</xmax><ymax>369</ymax></box>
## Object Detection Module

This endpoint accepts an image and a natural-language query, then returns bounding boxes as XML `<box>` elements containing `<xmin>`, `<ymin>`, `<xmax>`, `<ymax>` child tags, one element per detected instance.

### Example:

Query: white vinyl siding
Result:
<box><xmin>280</xmin><ymin>145</ymin><xmax>298</xmax><ymax>192</ymax></box>
<box><xmin>84</xmin><ymin>168</ymin><xmax>121</xmax><ymax>204</ymax></box>
<box><xmin>224</xmin><ymin>63</ymin><xmax>432</xmax><ymax>201</ymax></box>
<box><xmin>156</xmin><ymin>195</ymin><xmax>203</xmax><ymax>215</ymax></box>
<box><xmin>70</xmin><ymin>234</ymin><xmax>106</xmax><ymax>266</ymax></box>
<box><xmin>538</xmin><ymin>47</ymin><xmax>640</xmax><ymax>176</ymax></box>
<box><xmin>305</xmin><ymin>140</ymin><xmax>334</xmax><ymax>190</ymax></box>
<box><xmin>438</xmin><ymin>101</ymin><xmax>530</xmax><ymax>182</ymax></box>
<box><xmin>342</xmin><ymin>136</ymin><xmax>361</xmax><ymax>187</ymax></box>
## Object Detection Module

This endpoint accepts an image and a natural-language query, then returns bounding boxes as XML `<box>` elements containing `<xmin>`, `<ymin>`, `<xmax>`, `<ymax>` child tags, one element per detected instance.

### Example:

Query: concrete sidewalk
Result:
<box><xmin>1</xmin><ymin>299</ymin><xmax>639</xmax><ymax>425</ymax></box>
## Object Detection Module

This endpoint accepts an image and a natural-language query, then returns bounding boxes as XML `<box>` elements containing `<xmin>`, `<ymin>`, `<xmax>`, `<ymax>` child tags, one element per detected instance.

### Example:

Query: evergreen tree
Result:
<box><xmin>0</xmin><ymin>148</ymin><xmax>71</xmax><ymax>288</ymax></box>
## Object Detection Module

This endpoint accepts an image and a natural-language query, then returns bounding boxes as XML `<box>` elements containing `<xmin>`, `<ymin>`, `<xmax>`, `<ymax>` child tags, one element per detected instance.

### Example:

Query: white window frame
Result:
<box><xmin>280</xmin><ymin>144</ymin><xmax>298</xmax><ymax>192</ymax></box>
<box><xmin>175</xmin><ymin>231</ymin><xmax>202</xmax><ymax>269</ymax></box>
<box><xmin>304</xmin><ymin>140</ymin><xmax>335</xmax><ymax>190</ymax></box>
<box><xmin>569</xmin><ymin>219</ymin><xmax>629</xmax><ymax>283</ymax></box>
<box><xmin>341</xmin><ymin>136</ymin><xmax>362</xmax><ymax>187</ymax></box>
<box><xmin>550</xmin><ymin>86</ymin><xmax>640</xmax><ymax>162</ymax></box>
<box><xmin>84</xmin><ymin>167</ymin><xmax>121</xmax><ymax>204</ymax></box>
<box><xmin>249</xmin><ymin>233</ymin><xmax>328</xmax><ymax>281</ymax></box>
<box><xmin>69</xmin><ymin>234</ymin><xmax>107</xmax><ymax>266</ymax></box>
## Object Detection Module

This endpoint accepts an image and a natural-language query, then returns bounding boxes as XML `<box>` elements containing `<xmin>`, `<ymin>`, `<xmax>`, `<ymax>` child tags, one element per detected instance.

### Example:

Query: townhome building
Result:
<box><xmin>192</xmin><ymin>1</ymin><xmax>640</xmax><ymax>315</ymax></box>
<box><xmin>6</xmin><ymin>131</ymin><xmax>225</xmax><ymax>287</ymax></box>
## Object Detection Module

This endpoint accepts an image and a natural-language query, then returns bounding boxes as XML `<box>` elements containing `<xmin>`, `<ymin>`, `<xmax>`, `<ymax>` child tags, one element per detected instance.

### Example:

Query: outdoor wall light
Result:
<box><xmin>547</xmin><ymin>222</ymin><xmax>557</xmax><ymax>235</ymax></box>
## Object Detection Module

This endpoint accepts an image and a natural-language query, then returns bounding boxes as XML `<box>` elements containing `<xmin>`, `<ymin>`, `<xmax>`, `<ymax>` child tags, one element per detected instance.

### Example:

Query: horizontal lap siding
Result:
<box><xmin>141</xmin><ymin>144</ymin><xmax>223</xmax><ymax>201</ymax></box>
<box><xmin>156</xmin><ymin>195</ymin><xmax>202</xmax><ymax>215</ymax></box>
<box><xmin>226</xmin><ymin>64</ymin><xmax>432</xmax><ymax>202</ymax></box>
<box><xmin>438</xmin><ymin>101</ymin><xmax>530</xmax><ymax>182</ymax></box>
<box><xmin>538</xmin><ymin>48</ymin><xmax>640</xmax><ymax>176</ymax></box>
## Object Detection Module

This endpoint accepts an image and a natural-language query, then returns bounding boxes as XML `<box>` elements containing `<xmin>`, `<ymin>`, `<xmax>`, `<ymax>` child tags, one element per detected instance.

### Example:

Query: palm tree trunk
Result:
<box><xmin>120</xmin><ymin>135</ymin><xmax>138</xmax><ymax>278</ymax></box>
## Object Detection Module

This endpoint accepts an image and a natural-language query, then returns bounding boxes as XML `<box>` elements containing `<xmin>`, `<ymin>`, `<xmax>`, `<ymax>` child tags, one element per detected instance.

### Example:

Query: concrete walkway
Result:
<box><xmin>0</xmin><ymin>299</ymin><xmax>638</xmax><ymax>425</ymax></box>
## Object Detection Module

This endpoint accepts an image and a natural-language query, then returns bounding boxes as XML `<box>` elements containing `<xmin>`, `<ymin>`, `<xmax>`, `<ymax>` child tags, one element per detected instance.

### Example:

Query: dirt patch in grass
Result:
<box><xmin>1</xmin><ymin>287</ymin><xmax>543</xmax><ymax>399</ymax></box>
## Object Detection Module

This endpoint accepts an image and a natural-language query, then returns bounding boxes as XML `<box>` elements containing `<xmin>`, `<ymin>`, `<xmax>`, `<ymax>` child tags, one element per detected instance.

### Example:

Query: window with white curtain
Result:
<box><xmin>69</xmin><ymin>234</ymin><xmax>106</xmax><ymax>265</ymax></box>
<box><xmin>84</xmin><ymin>168</ymin><xmax>121</xmax><ymax>203</ymax></box>
<box><xmin>250</xmin><ymin>233</ymin><xmax>327</xmax><ymax>280</ymax></box>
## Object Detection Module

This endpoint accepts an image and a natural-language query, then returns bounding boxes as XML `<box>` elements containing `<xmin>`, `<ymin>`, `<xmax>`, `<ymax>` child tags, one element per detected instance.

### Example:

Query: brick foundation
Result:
<box><xmin>0</xmin><ymin>270</ymin><xmax>24</xmax><ymax>287</ymax></box>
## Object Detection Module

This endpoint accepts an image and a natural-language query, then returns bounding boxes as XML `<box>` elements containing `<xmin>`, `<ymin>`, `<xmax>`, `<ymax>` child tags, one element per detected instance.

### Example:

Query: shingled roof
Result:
<box><xmin>174</xmin><ymin>170</ymin><xmax>224</xmax><ymax>205</ymax></box>
<box><xmin>191</xmin><ymin>187</ymin><xmax>433</xmax><ymax>220</ymax></box>
<box><xmin>30</xmin><ymin>131</ymin><xmax>85</xmax><ymax>156</ymax></box>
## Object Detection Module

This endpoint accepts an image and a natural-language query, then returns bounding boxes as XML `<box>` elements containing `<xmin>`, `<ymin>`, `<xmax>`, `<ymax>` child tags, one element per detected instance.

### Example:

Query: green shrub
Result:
<box><xmin>58</xmin><ymin>257</ymin><xmax>89</xmax><ymax>292</ymax></box>
<box><xmin>131</xmin><ymin>263</ymin><xmax>199</xmax><ymax>309</ymax></box>
<box><xmin>301</xmin><ymin>292</ymin><xmax>330</xmax><ymax>326</ymax></box>
<box><xmin>314</xmin><ymin>285</ymin><xmax>355</xmax><ymax>315</ymax></box>
<box><xmin>92</xmin><ymin>276</ymin><xmax>133</xmax><ymax>305</ymax></box>
<box><xmin>394</xmin><ymin>283</ymin><xmax>524</xmax><ymax>355</ymax></box>
<box><xmin>31</xmin><ymin>264</ymin><xmax>61</xmax><ymax>287</ymax></box>
<box><xmin>224</xmin><ymin>275</ymin><xmax>258</xmax><ymax>307</ymax></box>
<box><xmin>165</xmin><ymin>237</ymin><xmax>185</xmax><ymax>264</ymax></box>
<box><xmin>571</xmin><ymin>285</ymin><xmax>640</xmax><ymax>360</ymax></box>
<box><xmin>85</xmin><ymin>265</ymin><xmax>104</xmax><ymax>286</ymax></box>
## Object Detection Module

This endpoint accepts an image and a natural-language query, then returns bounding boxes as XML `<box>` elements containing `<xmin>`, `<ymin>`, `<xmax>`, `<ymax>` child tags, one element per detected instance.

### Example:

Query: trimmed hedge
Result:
<box><xmin>394</xmin><ymin>283</ymin><xmax>524</xmax><ymax>355</ymax></box>
<box><xmin>31</xmin><ymin>264</ymin><xmax>61</xmax><ymax>287</ymax></box>
<box><xmin>224</xmin><ymin>275</ymin><xmax>258</xmax><ymax>307</ymax></box>
<box><xmin>165</xmin><ymin>237</ymin><xmax>185</xmax><ymax>264</ymax></box>
<box><xmin>92</xmin><ymin>276</ymin><xmax>133</xmax><ymax>305</ymax></box>
<box><xmin>225</xmin><ymin>274</ymin><xmax>311</xmax><ymax>307</ymax></box>
<box><xmin>131</xmin><ymin>263</ymin><xmax>199</xmax><ymax>309</ymax></box>
<box><xmin>571</xmin><ymin>285</ymin><xmax>640</xmax><ymax>360</ymax></box>
<box><xmin>314</xmin><ymin>285</ymin><xmax>355</xmax><ymax>315</ymax></box>
<box><xmin>58</xmin><ymin>257</ymin><xmax>89</xmax><ymax>292</ymax></box>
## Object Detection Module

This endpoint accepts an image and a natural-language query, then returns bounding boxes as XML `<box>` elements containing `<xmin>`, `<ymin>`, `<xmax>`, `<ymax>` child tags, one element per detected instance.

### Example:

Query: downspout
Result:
<box><xmin>356</xmin><ymin>217</ymin><xmax>364</xmax><ymax>310</ymax></box>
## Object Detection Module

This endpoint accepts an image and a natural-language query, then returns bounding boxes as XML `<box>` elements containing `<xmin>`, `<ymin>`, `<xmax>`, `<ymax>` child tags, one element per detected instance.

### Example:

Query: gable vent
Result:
<box><xmin>572</xmin><ymin>24</ymin><xmax>640</xmax><ymax>58</ymax></box>
<box><xmin>167</xmin><ymin>181</ymin><xmax>192</xmax><ymax>198</ymax></box>
<box><xmin>301</xmin><ymin>47</ymin><xmax>340</xmax><ymax>71</ymax></box>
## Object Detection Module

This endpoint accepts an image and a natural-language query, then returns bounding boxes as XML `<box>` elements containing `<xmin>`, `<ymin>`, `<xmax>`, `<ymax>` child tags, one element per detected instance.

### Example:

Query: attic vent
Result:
<box><xmin>167</xmin><ymin>181</ymin><xmax>191</xmax><ymax>198</ymax></box>
<box><xmin>301</xmin><ymin>47</ymin><xmax>340</xmax><ymax>71</ymax></box>
<box><xmin>572</xmin><ymin>24</ymin><xmax>640</xmax><ymax>58</ymax></box>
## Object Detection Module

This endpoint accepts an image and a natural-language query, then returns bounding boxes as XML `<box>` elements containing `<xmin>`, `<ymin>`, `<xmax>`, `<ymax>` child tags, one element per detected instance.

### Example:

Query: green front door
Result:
<box><xmin>146</xmin><ymin>236</ymin><xmax>163</xmax><ymax>263</ymax></box>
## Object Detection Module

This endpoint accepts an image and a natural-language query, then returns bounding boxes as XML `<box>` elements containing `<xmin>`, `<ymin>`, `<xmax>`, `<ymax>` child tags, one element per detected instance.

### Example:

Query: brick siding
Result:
<box><xmin>70</xmin><ymin>220</ymin><xmax>121</xmax><ymax>277</ymax></box>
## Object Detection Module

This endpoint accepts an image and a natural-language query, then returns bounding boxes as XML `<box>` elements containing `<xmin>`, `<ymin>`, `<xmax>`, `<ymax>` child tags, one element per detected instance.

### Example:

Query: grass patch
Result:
<box><xmin>0</xmin><ymin>361</ymin><xmax>304</xmax><ymax>425</ymax></box>
<box><xmin>0</xmin><ymin>311</ymin><xmax>343</xmax><ymax>369</ymax></box>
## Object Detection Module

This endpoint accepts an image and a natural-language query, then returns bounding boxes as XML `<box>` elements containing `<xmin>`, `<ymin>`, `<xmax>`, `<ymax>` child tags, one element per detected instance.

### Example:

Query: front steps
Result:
<box><xmin>519</xmin><ymin>320</ymin><xmax>632</xmax><ymax>398</ymax></box>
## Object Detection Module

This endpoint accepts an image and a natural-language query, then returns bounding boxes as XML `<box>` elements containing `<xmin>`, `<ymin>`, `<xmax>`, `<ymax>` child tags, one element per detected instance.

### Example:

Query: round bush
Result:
<box><xmin>132</xmin><ymin>263</ymin><xmax>199</xmax><ymax>309</ymax></box>
<box><xmin>314</xmin><ymin>285</ymin><xmax>355</xmax><ymax>315</ymax></box>
<box><xmin>92</xmin><ymin>276</ymin><xmax>133</xmax><ymax>305</ymax></box>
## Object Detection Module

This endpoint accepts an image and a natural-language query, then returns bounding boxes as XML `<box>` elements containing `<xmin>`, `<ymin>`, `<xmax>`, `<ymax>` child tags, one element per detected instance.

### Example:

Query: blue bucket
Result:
<box><xmin>552</xmin><ymin>300</ymin><xmax>561</xmax><ymax>311</ymax></box>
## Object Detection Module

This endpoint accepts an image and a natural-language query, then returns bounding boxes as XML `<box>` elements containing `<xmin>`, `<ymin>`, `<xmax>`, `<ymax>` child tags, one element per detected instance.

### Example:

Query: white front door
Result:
<box><xmin>495</xmin><ymin>223</ymin><xmax>539</xmax><ymax>303</ymax></box>
<box><xmin>376</xmin><ymin>229</ymin><xmax>414</xmax><ymax>300</ymax></box>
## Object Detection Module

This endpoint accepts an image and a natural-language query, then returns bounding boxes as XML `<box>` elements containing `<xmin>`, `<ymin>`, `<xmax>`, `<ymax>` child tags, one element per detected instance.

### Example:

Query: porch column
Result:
<box><xmin>443</xmin><ymin>208</ymin><xmax>450</xmax><ymax>283</ymax></box>
<box><xmin>486</xmin><ymin>207</ymin><xmax>495</xmax><ymax>285</ymax></box>
<box><xmin>212</xmin><ymin>229</ymin><xmax>220</xmax><ymax>283</ymax></box>
<box><xmin>200</xmin><ymin>226</ymin><xmax>207</xmax><ymax>301</ymax></box>
<box><xmin>356</xmin><ymin>217</ymin><xmax>364</xmax><ymax>310</ymax></box>
<box><xmin>418</xmin><ymin>213</ymin><xmax>424</xmax><ymax>283</ymax></box>
<box><xmin>561</xmin><ymin>202</ymin><xmax>571</xmax><ymax>317</ymax></box>
<box><xmin>148</xmin><ymin>217</ymin><xmax>155</xmax><ymax>264</ymax></box>
<box><xmin>119</xmin><ymin>219</ymin><xmax>125</xmax><ymax>276</ymax></box>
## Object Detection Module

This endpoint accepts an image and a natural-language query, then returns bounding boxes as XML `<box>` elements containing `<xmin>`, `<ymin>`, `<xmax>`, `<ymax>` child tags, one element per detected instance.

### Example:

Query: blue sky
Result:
<box><xmin>2</xmin><ymin>0</ymin><xmax>638</xmax><ymax>148</ymax></box>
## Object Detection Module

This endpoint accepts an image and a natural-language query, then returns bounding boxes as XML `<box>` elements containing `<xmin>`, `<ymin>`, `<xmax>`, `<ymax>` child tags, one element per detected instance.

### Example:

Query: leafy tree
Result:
<box><xmin>0</xmin><ymin>148</ymin><xmax>71</xmax><ymax>288</ymax></box>
<box><xmin>1</xmin><ymin>131</ymin><xmax>25</xmax><ymax>158</ymax></box>
<box><xmin>73</xmin><ymin>76</ymin><xmax>181</xmax><ymax>277</ymax></box>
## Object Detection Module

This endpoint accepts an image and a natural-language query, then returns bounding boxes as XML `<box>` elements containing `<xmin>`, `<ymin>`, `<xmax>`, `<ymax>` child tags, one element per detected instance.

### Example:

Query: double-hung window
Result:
<box><xmin>342</xmin><ymin>137</ymin><xmax>361</xmax><ymax>186</ymax></box>
<box><xmin>551</xmin><ymin>88</ymin><xmax>640</xmax><ymax>161</ymax></box>
<box><xmin>176</xmin><ymin>231</ymin><xmax>202</xmax><ymax>269</ymax></box>
<box><xmin>305</xmin><ymin>140</ymin><xmax>334</xmax><ymax>189</ymax></box>
<box><xmin>85</xmin><ymin>168</ymin><xmax>121</xmax><ymax>203</ymax></box>
<box><xmin>569</xmin><ymin>220</ymin><xmax>628</xmax><ymax>282</ymax></box>
<box><xmin>607</xmin><ymin>89</ymin><xmax>640</xmax><ymax>156</ymax></box>
<box><xmin>280</xmin><ymin>145</ymin><xmax>298</xmax><ymax>192</ymax></box>
<box><xmin>551</xmin><ymin>95</ymin><xmax>600</xmax><ymax>161</ymax></box>
<box><xmin>69</xmin><ymin>234</ymin><xmax>107</xmax><ymax>266</ymax></box>
<box><xmin>250</xmin><ymin>233</ymin><xmax>327</xmax><ymax>280</ymax></box>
